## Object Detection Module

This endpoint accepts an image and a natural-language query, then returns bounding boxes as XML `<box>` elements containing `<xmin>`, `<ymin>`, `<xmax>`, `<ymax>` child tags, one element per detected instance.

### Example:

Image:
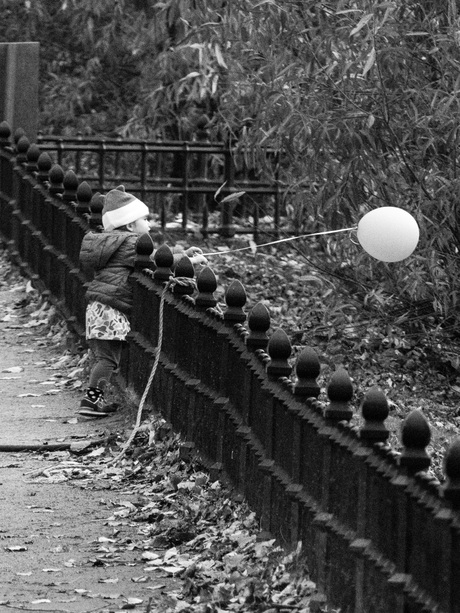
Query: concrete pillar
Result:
<box><xmin>0</xmin><ymin>42</ymin><xmax>39</xmax><ymax>141</ymax></box>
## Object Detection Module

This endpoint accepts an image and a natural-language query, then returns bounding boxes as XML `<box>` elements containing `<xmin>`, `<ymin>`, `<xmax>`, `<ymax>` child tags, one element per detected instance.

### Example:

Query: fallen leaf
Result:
<box><xmin>87</xmin><ymin>447</ymin><xmax>106</xmax><ymax>457</ymax></box>
<box><xmin>159</xmin><ymin>565</ymin><xmax>184</xmax><ymax>575</ymax></box>
<box><xmin>64</xmin><ymin>559</ymin><xmax>76</xmax><ymax>567</ymax></box>
<box><xmin>142</xmin><ymin>551</ymin><xmax>160</xmax><ymax>560</ymax></box>
<box><xmin>2</xmin><ymin>366</ymin><xmax>23</xmax><ymax>373</ymax></box>
<box><xmin>131</xmin><ymin>576</ymin><xmax>147</xmax><ymax>583</ymax></box>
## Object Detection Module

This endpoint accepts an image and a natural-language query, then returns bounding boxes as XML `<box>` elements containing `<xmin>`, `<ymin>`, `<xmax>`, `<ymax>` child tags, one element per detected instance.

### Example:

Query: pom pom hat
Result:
<box><xmin>102</xmin><ymin>185</ymin><xmax>149</xmax><ymax>231</ymax></box>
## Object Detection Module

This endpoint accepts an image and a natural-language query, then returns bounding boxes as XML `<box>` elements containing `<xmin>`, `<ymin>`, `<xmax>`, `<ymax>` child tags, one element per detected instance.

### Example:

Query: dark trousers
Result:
<box><xmin>88</xmin><ymin>339</ymin><xmax>124</xmax><ymax>392</ymax></box>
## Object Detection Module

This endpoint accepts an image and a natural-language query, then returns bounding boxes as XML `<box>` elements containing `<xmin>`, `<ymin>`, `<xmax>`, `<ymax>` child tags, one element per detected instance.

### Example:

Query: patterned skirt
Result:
<box><xmin>86</xmin><ymin>300</ymin><xmax>130</xmax><ymax>341</ymax></box>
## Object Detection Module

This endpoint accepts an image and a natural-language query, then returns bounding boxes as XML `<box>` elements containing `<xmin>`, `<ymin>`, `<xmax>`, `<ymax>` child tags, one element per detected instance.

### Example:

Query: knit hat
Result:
<box><xmin>102</xmin><ymin>185</ymin><xmax>149</xmax><ymax>231</ymax></box>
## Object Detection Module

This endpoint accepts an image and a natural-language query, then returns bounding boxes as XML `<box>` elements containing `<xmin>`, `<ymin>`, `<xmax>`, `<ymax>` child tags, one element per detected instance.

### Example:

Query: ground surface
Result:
<box><xmin>0</xmin><ymin>246</ymin><xmax>317</xmax><ymax>613</ymax></box>
<box><xmin>1</xmin><ymin>231</ymin><xmax>459</xmax><ymax>613</ymax></box>
<box><xmin>0</xmin><ymin>264</ymin><xmax>181</xmax><ymax>612</ymax></box>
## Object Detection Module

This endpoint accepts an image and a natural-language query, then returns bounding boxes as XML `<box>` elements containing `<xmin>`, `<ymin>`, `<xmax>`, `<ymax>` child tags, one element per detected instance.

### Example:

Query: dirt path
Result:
<box><xmin>0</xmin><ymin>273</ymin><xmax>180</xmax><ymax>612</ymax></box>
<box><xmin>0</xmin><ymin>249</ymin><xmax>318</xmax><ymax>613</ymax></box>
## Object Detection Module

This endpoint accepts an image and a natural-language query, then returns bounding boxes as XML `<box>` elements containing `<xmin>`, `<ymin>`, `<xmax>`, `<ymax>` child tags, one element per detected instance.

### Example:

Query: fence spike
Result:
<box><xmin>399</xmin><ymin>409</ymin><xmax>431</xmax><ymax>473</ymax></box>
<box><xmin>246</xmin><ymin>302</ymin><xmax>270</xmax><ymax>351</ymax></box>
<box><xmin>359</xmin><ymin>386</ymin><xmax>390</xmax><ymax>443</ymax></box>
<box><xmin>25</xmin><ymin>143</ymin><xmax>40</xmax><ymax>174</ymax></box>
<box><xmin>293</xmin><ymin>346</ymin><xmax>321</xmax><ymax>398</ymax></box>
<box><xmin>37</xmin><ymin>152</ymin><xmax>52</xmax><ymax>183</ymax></box>
<box><xmin>0</xmin><ymin>120</ymin><xmax>11</xmax><ymax>147</ymax></box>
<box><xmin>62</xmin><ymin>169</ymin><xmax>78</xmax><ymax>205</ymax></box>
<box><xmin>442</xmin><ymin>438</ymin><xmax>460</xmax><ymax>508</ymax></box>
<box><xmin>266</xmin><ymin>328</ymin><xmax>292</xmax><ymax>379</ymax></box>
<box><xmin>48</xmin><ymin>164</ymin><xmax>64</xmax><ymax>196</ymax></box>
<box><xmin>195</xmin><ymin>266</ymin><xmax>217</xmax><ymax>310</ymax></box>
<box><xmin>89</xmin><ymin>192</ymin><xmax>104</xmax><ymax>229</ymax></box>
<box><xmin>15</xmin><ymin>135</ymin><xmax>29</xmax><ymax>165</ymax></box>
<box><xmin>173</xmin><ymin>256</ymin><xmax>195</xmax><ymax>295</ymax></box>
<box><xmin>223</xmin><ymin>279</ymin><xmax>247</xmax><ymax>324</ymax></box>
<box><xmin>324</xmin><ymin>367</ymin><xmax>353</xmax><ymax>421</ymax></box>
<box><xmin>13</xmin><ymin>128</ymin><xmax>26</xmax><ymax>146</ymax></box>
<box><xmin>153</xmin><ymin>244</ymin><xmax>174</xmax><ymax>281</ymax></box>
<box><xmin>76</xmin><ymin>181</ymin><xmax>92</xmax><ymax>216</ymax></box>
<box><xmin>135</xmin><ymin>233</ymin><xmax>155</xmax><ymax>270</ymax></box>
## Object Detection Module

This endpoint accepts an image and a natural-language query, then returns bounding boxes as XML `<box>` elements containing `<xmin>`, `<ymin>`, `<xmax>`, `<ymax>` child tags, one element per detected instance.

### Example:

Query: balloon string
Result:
<box><xmin>201</xmin><ymin>226</ymin><xmax>358</xmax><ymax>256</ymax></box>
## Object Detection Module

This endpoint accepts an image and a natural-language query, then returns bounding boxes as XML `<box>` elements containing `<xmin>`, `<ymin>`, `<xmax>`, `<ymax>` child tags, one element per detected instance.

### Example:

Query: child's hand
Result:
<box><xmin>185</xmin><ymin>246</ymin><xmax>204</xmax><ymax>257</ymax></box>
<box><xmin>190</xmin><ymin>253</ymin><xmax>208</xmax><ymax>266</ymax></box>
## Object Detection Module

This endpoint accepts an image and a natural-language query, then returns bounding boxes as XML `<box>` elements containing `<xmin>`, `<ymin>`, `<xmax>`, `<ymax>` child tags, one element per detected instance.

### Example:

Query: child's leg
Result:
<box><xmin>79</xmin><ymin>339</ymin><xmax>123</xmax><ymax>416</ymax></box>
<box><xmin>87</xmin><ymin>339</ymin><xmax>123</xmax><ymax>392</ymax></box>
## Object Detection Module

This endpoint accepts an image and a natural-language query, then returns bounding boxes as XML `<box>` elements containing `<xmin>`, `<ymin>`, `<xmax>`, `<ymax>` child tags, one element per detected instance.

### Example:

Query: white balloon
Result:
<box><xmin>357</xmin><ymin>207</ymin><xmax>420</xmax><ymax>262</ymax></box>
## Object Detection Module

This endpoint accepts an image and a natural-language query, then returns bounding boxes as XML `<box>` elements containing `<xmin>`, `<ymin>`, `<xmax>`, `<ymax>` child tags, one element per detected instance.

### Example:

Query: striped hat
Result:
<box><xmin>102</xmin><ymin>185</ymin><xmax>149</xmax><ymax>231</ymax></box>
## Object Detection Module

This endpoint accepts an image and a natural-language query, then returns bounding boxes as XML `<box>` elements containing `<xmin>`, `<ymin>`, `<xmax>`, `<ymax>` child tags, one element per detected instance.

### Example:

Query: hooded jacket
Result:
<box><xmin>79</xmin><ymin>231</ymin><xmax>138</xmax><ymax>315</ymax></box>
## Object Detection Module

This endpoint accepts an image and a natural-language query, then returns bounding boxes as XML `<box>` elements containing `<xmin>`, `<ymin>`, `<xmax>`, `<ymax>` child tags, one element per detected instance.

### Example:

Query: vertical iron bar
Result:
<box><xmin>182</xmin><ymin>142</ymin><xmax>189</xmax><ymax>230</ymax></box>
<box><xmin>99</xmin><ymin>140</ymin><xmax>106</xmax><ymax>192</ymax></box>
<box><xmin>253</xmin><ymin>198</ymin><xmax>259</xmax><ymax>242</ymax></box>
<box><xmin>75</xmin><ymin>132</ymin><xmax>82</xmax><ymax>175</ymax></box>
<box><xmin>221</xmin><ymin>139</ymin><xmax>235</xmax><ymax>237</ymax></box>
<box><xmin>57</xmin><ymin>138</ymin><xmax>63</xmax><ymax>166</ymax></box>
<box><xmin>274</xmin><ymin>151</ymin><xmax>280</xmax><ymax>239</ymax></box>
<box><xmin>140</xmin><ymin>142</ymin><xmax>147</xmax><ymax>204</ymax></box>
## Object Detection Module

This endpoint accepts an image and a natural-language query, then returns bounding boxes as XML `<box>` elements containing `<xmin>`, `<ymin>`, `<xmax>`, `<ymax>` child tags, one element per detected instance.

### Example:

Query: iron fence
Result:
<box><xmin>1</xmin><ymin>121</ymin><xmax>460</xmax><ymax>613</ymax></box>
<box><xmin>36</xmin><ymin>130</ymin><xmax>284</xmax><ymax>238</ymax></box>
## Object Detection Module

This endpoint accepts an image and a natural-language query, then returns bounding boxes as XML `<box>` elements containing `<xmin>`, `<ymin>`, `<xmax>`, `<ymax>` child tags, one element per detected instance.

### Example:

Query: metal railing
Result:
<box><xmin>36</xmin><ymin>131</ymin><xmax>284</xmax><ymax>238</ymax></box>
<box><xmin>2</xmin><ymin>123</ymin><xmax>460</xmax><ymax>613</ymax></box>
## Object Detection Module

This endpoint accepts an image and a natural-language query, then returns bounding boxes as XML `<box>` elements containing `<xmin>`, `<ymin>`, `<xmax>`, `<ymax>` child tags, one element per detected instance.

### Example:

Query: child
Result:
<box><xmin>78</xmin><ymin>185</ymin><xmax>207</xmax><ymax>417</ymax></box>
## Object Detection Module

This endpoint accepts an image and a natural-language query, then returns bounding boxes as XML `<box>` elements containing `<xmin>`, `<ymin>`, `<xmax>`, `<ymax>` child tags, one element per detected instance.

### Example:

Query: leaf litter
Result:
<box><xmin>27</xmin><ymin>418</ymin><xmax>318</xmax><ymax>612</ymax></box>
<box><xmin>0</xmin><ymin>243</ymin><xmax>321</xmax><ymax>609</ymax></box>
<box><xmin>3</xmin><ymin>240</ymin><xmax>456</xmax><ymax>612</ymax></box>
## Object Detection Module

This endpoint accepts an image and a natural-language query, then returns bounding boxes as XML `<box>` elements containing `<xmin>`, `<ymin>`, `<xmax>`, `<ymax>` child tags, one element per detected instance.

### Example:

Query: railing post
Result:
<box><xmin>0</xmin><ymin>120</ymin><xmax>11</xmax><ymax>149</ymax></box>
<box><xmin>98</xmin><ymin>140</ymin><xmax>106</xmax><ymax>192</ymax></box>
<box><xmin>182</xmin><ymin>142</ymin><xmax>190</xmax><ymax>230</ymax></box>
<box><xmin>220</xmin><ymin>138</ymin><xmax>236</xmax><ymax>237</ymax></box>
<box><xmin>0</xmin><ymin>121</ymin><xmax>14</xmax><ymax>242</ymax></box>
<box><xmin>10</xmin><ymin>135</ymin><xmax>30</xmax><ymax>266</ymax></box>
<box><xmin>246</xmin><ymin>302</ymin><xmax>270</xmax><ymax>351</ymax></box>
<box><xmin>442</xmin><ymin>439</ymin><xmax>460</xmax><ymax>613</ymax></box>
<box><xmin>195</xmin><ymin>266</ymin><xmax>217</xmax><ymax>311</ymax></box>
<box><xmin>223</xmin><ymin>279</ymin><xmax>246</xmax><ymax>326</ymax></box>
<box><xmin>310</xmin><ymin>368</ymin><xmax>354</xmax><ymax>611</ymax></box>
<box><xmin>89</xmin><ymin>192</ymin><xmax>104</xmax><ymax>231</ymax></box>
<box><xmin>140</xmin><ymin>141</ymin><xmax>147</xmax><ymax>203</ymax></box>
<box><xmin>196</xmin><ymin>115</ymin><xmax>210</xmax><ymax>237</ymax></box>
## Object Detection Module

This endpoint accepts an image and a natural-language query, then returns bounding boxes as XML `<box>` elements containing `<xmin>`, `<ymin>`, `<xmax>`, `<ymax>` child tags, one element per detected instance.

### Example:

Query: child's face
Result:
<box><xmin>128</xmin><ymin>216</ymin><xmax>151</xmax><ymax>234</ymax></box>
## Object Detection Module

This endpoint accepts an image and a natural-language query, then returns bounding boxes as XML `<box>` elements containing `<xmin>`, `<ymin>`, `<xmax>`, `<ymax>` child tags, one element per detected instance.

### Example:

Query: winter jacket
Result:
<box><xmin>79</xmin><ymin>231</ymin><xmax>138</xmax><ymax>314</ymax></box>
<box><xmin>79</xmin><ymin>231</ymin><xmax>187</xmax><ymax>315</ymax></box>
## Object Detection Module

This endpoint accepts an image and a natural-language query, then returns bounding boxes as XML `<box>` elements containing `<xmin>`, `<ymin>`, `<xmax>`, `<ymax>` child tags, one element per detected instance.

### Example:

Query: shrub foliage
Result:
<box><xmin>2</xmin><ymin>0</ymin><xmax>460</xmax><ymax>327</ymax></box>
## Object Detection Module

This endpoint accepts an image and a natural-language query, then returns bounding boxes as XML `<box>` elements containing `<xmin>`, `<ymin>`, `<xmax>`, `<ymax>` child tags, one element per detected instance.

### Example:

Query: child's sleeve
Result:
<box><xmin>79</xmin><ymin>233</ymin><xmax>94</xmax><ymax>273</ymax></box>
<box><xmin>171</xmin><ymin>245</ymin><xmax>187</xmax><ymax>266</ymax></box>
